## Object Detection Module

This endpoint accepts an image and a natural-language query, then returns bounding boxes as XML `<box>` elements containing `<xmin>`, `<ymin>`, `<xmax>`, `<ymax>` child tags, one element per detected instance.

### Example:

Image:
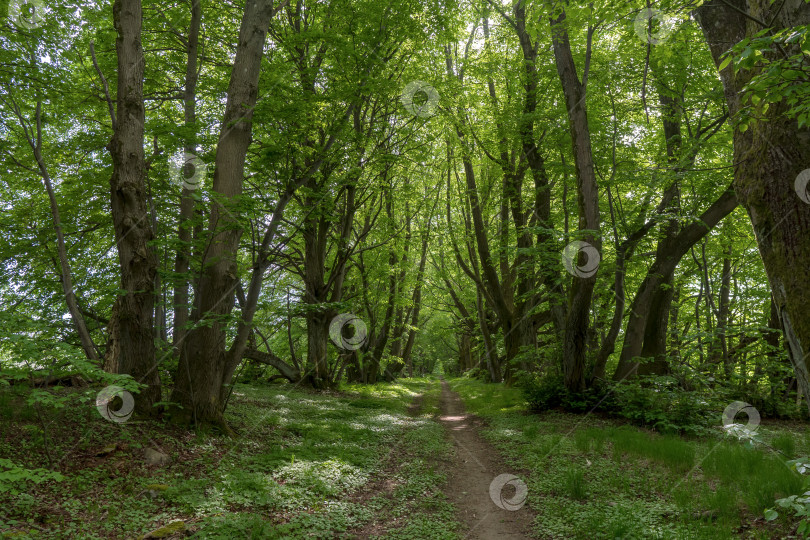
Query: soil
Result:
<box><xmin>437</xmin><ymin>379</ymin><xmax>534</xmax><ymax>539</ymax></box>
<box><xmin>347</xmin><ymin>382</ymin><xmax>536</xmax><ymax>539</ymax></box>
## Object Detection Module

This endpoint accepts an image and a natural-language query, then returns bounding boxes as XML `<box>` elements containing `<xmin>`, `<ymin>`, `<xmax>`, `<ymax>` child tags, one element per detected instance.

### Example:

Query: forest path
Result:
<box><xmin>437</xmin><ymin>379</ymin><xmax>534</xmax><ymax>539</ymax></box>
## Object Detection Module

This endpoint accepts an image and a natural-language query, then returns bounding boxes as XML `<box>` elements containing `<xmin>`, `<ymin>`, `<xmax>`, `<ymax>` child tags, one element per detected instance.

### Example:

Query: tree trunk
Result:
<box><xmin>635</xmin><ymin>272</ymin><xmax>675</xmax><ymax>376</ymax></box>
<box><xmin>19</xmin><ymin>97</ymin><xmax>99</xmax><ymax>362</ymax></box>
<box><xmin>301</xmin><ymin>176</ymin><xmax>331</xmax><ymax>387</ymax></box>
<box><xmin>717</xmin><ymin>244</ymin><xmax>733</xmax><ymax>378</ymax></box>
<box><xmin>243</xmin><ymin>348</ymin><xmax>300</xmax><ymax>383</ymax></box>
<box><xmin>550</xmin><ymin>10</ymin><xmax>601</xmax><ymax>392</ymax></box>
<box><xmin>401</xmin><ymin>228</ymin><xmax>431</xmax><ymax>373</ymax></box>
<box><xmin>476</xmin><ymin>289</ymin><xmax>500</xmax><ymax>382</ymax></box>
<box><xmin>366</xmin><ymin>242</ymin><xmax>398</xmax><ymax>385</ymax></box>
<box><xmin>171</xmin><ymin>0</ymin><xmax>276</xmax><ymax>427</ymax></box>
<box><xmin>694</xmin><ymin>0</ymin><xmax>810</xmax><ymax>413</ymax></box>
<box><xmin>458</xmin><ymin>333</ymin><xmax>472</xmax><ymax>373</ymax></box>
<box><xmin>613</xmin><ymin>189</ymin><xmax>738</xmax><ymax>379</ymax></box>
<box><xmin>171</xmin><ymin>0</ymin><xmax>202</xmax><ymax>353</ymax></box>
<box><xmin>387</xmin><ymin>206</ymin><xmax>412</xmax><ymax>374</ymax></box>
<box><xmin>763</xmin><ymin>297</ymin><xmax>783</xmax><ymax>398</ymax></box>
<box><xmin>591</xmin><ymin>183</ymin><xmax>678</xmax><ymax>380</ymax></box>
<box><xmin>305</xmin><ymin>312</ymin><xmax>331</xmax><ymax>387</ymax></box>
<box><xmin>107</xmin><ymin>0</ymin><xmax>160</xmax><ymax>414</ymax></box>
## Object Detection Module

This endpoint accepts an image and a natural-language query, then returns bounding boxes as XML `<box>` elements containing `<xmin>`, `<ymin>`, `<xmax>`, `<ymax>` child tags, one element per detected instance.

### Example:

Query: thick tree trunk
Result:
<box><xmin>550</xmin><ymin>11</ymin><xmax>601</xmax><ymax>392</ymax></box>
<box><xmin>305</xmin><ymin>312</ymin><xmax>331</xmax><ymax>387</ymax></box>
<box><xmin>476</xmin><ymin>289</ymin><xmax>500</xmax><ymax>382</ymax></box>
<box><xmin>513</xmin><ymin>7</ymin><xmax>565</xmax><ymax>342</ymax></box>
<box><xmin>301</xmin><ymin>170</ymin><xmax>361</xmax><ymax>388</ymax></box>
<box><xmin>633</xmin><ymin>89</ymin><xmax>685</xmax><ymax>378</ymax></box>
<box><xmin>614</xmin><ymin>81</ymin><xmax>732</xmax><ymax>380</ymax></box>
<box><xmin>302</xmin><ymin>180</ymin><xmax>331</xmax><ymax>387</ymax></box>
<box><xmin>591</xmin><ymin>183</ymin><xmax>678</xmax><ymax>380</ymax></box>
<box><xmin>171</xmin><ymin>0</ymin><xmax>275</xmax><ymax>426</ymax></box>
<box><xmin>695</xmin><ymin>0</ymin><xmax>810</xmax><ymax>413</ymax></box>
<box><xmin>107</xmin><ymin>0</ymin><xmax>160</xmax><ymax>414</ymax></box>
<box><xmin>636</xmin><ymin>192</ymin><xmax>681</xmax><ymax>377</ymax></box>
<box><xmin>635</xmin><ymin>273</ymin><xmax>675</xmax><ymax>376</ymax></box>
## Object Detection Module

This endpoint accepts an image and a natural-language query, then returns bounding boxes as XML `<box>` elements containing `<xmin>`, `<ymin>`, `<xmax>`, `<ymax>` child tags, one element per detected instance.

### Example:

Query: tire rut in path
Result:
<box><xmin>437</xmin><ymin>379</ymin><xmax>534</xmax><ymax>539</ymax></box>
<box><xmin>346</xmin><ymin>392</ymin><xmax>425</xmax><ymax>538</ymax></box>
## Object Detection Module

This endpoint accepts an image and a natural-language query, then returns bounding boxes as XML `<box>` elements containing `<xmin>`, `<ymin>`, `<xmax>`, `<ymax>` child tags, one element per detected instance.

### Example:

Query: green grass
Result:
<box><xmin>772</xmin><ymin>432</ymin><xmax>796</xmax><ymax>457</ymax></box>
<box><xmin>562</xmin><ymin>467</ymin><xmax>587</xmax><ymax>500</ymax></box>
<box><xmin>449</xmin><ymin>376</ymin><xmax>808</xmax><ymax>539</ymax></box>
<box><xmin>0</xmin><ymin>377</ymin><xmax>458</xmax><ymax>538</ymax></box>
<box><xmin>610</xmin><ymin>426</ymin><xmax>695</xmax><ymax>473</ymax></box>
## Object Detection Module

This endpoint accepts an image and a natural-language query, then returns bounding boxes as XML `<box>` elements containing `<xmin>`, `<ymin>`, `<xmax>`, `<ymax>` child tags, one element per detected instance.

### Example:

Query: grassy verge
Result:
<box><xmin>0</xmin><ymin>377</ymin><xmax>455</xmax><ymax>539</ymax></box>
<box><xmin>448</xmin><ymin>377</ymin><xmax>809</xmax><ymax>539</ymax></box>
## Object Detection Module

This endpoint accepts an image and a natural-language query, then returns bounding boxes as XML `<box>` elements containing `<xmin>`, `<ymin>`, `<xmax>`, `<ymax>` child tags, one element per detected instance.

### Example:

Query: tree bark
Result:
<box><xmin>365</xmin><ymin>194</ymin><xmax>399</xmax><ymax>384</ymax></box>
<box><xmin>613</xmin><ymin>188</ymin><xmax>739</xmax><ymax>379</ymax></box>
<box><xmin>401</xmin><ymin>228</ymin><xmax>431</xmax><ymax>373</ymax></box>
<box><xmin>106</xmin><ymin>0</ymin><xmax>160</xmax><ymax>414</ymax></box>
<box><xmin>244</xmin><ymin>348</ymin><xmax>301</xmax><ymax>383</ymax></box>
<box><xmin>550</xmin><ymin>10</ymin><xmax>601</xmax><ymax>392</ymax></box>
<box><xmin>716</xmin><ymin>244</ymin><xmax>733</xmax><ymax>377</ymax></box>
<box><xmin>302</xmin><ymin>177</ymin><xmax>333</xmax><ymax>387</ymax></box>
<box><xmin>171</xmin><ymin>0</ymin><xmax>202</xmax><ymax>354</ymax></box>
<box><xmin>171</xmin><ymin>0</ymin><xmax>276</xmax><ymax>427</ymax></box>
<box><xmin>612</xmin><ymin>81</ymin><xmax>729</xmax><ymax>380</ymax></box>
<box><xmin>694</xmin><ymin>0</ymin><xmax>810</xmax><ymax>413</ymax></box>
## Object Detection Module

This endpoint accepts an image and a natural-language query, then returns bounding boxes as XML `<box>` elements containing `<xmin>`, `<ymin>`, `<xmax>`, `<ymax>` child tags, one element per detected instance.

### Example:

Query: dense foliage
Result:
<box><xmin>2</xmin><ymin>0</ymin><xmax>810</xmax><ymax>535</ymax></box>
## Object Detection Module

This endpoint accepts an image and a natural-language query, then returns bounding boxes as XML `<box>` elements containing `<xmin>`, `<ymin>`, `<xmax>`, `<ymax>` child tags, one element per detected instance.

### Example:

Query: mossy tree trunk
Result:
<box><xmin>695</xmin><ymin>0</ymin><xmax>810</xmax><ymax>413</ymax></box>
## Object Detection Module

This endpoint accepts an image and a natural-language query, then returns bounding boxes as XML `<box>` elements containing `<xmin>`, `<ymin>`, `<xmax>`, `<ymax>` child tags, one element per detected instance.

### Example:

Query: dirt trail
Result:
<box><xmin>437</xmin><ymin>379</ymin><xmax>534</xmax><ymax>539</ymax></box>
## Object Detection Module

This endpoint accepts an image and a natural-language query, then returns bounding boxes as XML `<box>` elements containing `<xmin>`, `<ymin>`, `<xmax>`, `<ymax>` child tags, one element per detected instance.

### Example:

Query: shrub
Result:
<box><xmin>522</xmin><ymin>373</ymin><xmax>719</xmax><ymax>435</ymax></box>
<box><xmin>610</xmin><ymin>376</ymin><xmax>718</xmax><ymax>435</ymax></box>
<box><xmin>520</xmin><ymin>373</ymin><xmax>567</xmax><ymax>411</ymax></box>
<box><xmin>520</xmin><ymin>373</ymin><xmax>610</xmax><ymax>414</ymax></box>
